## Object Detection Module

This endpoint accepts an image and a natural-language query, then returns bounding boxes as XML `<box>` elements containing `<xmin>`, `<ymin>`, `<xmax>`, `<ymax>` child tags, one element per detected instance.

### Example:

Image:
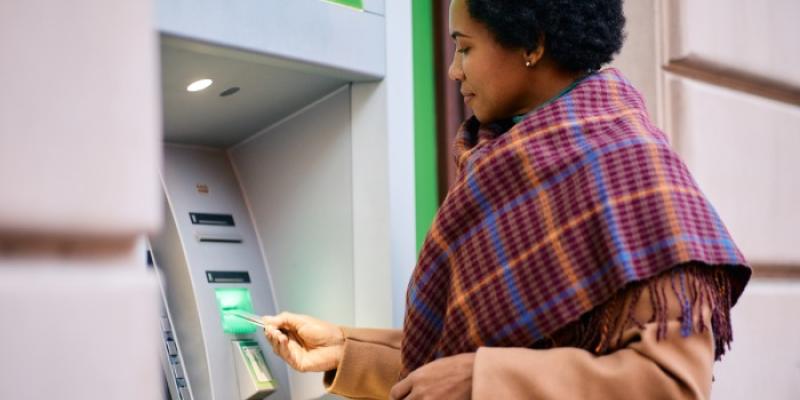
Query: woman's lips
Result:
<box><xmin>463</xmin><ymin>93</ymin><xmax>475</xmax><ymax>104</ymax></box>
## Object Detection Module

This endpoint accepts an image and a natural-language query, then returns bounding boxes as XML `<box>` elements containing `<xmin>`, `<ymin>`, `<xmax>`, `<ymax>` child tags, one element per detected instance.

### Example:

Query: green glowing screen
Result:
<box><xmin>215</xmin><ymin>287</ymin><xmax>257</xmax><ymax>335</ymax></box>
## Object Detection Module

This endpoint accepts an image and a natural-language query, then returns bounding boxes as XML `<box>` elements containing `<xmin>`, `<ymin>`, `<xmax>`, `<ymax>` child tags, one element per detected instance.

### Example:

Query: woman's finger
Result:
<box><xmin>271</xmin><ymin>334</ymin><xmax>301</xmax><ymax>370</ymax></box>
<box><xmin>389</xmin><ymin>375</ymin><xmax>413</xmax><ymax>400</ymax></box>
<box><xmin>264</xmin><ymin>328</ymin><xmax>284</xmax><ymax>347</ymax></box>
<box><xmin>265</xmin><ymin>325</ymin><xmax>288</xmax><ymax>344</ymax></box>
<box><xmin>262</xmin><ymin>312</ymin><xmax>304</xmax><ymax>331</ymax></box>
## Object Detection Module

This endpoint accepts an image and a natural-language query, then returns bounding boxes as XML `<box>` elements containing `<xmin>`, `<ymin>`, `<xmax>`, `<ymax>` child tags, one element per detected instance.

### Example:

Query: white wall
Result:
<box><xmin>672</xmin><ymin>0</ymin><xmax>800</xmax><ymax>86</ymax></box>
<box><xmin>0</xmin><ymin>0</ymin><xmax>162</xmax><ymax>236</ymax></box>
<box><xmin>0</xmin><ymin>267</ymin><xmax>161</xmax><ymax>400</ymax></box>
<box><xmin>611</xmin><ymin>0</ymin><xmax>662</xmax><ymax>126</ymax></box>
<box><xmin>711</xmin><ymin>281</ymin><xmax>800</xmax><ymax>399</ymax></box>
<box><xmin>0</xmin><ymin>2</ymin><xmax>163</xmax><ymax>399</ymax></box>
<box><xmin>658</xmin><ymin>2</ymin><xmax>800</xmax><ymax>399</ymax></box>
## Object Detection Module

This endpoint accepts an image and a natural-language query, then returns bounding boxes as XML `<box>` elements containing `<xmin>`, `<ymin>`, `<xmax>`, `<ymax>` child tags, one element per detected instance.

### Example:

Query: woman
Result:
<box><xmin>262</xmin><ymin>0</ymin><xmax>751</xmax><ymax>398</ymax></box>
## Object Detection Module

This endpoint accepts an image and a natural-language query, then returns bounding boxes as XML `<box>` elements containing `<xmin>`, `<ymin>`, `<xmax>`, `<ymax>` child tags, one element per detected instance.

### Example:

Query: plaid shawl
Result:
<box><xmin>401</xmin><ymin>68</ymin><xmax>750</xmax><ymax>374</ymax></box>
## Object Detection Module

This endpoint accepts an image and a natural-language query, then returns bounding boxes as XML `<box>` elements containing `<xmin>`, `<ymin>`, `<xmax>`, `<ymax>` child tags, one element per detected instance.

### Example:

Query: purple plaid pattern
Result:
<box><xmin>401</xmin><ymin>68</ymin><xmax>749</xmax><ymax>374</ymax></box>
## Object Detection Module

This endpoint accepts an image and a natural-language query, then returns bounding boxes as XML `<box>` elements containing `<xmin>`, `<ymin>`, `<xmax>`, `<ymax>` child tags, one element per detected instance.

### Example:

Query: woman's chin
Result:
<box><xmin>469</xmin><ymin>107</ymin><xmax>485</xmax><ymax>122</ymax></box>
<box><xmin>472</xmin><ymin>111</ymin><xmax>497</xmax><ymax>124</ymax></box>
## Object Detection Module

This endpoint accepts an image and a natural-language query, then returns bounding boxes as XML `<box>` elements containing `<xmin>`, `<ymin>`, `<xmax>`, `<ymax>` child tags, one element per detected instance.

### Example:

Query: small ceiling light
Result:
<box><xmin>187</xmin><ymin>79</ymin><xmax>213</xmax><ymax>92</ymax></box>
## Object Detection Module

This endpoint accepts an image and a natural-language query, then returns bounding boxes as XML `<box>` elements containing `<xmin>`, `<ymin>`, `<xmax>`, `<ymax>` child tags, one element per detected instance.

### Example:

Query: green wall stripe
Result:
<box><xmin>412</xmin><ymin>0</ymin><xmax>439</xmax><ymax>252</ymax></box>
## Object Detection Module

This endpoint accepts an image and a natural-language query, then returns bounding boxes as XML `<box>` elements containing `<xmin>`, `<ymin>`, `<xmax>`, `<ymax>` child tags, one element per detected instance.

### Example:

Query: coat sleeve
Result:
<box><xmin>323</xmin><ymin>327</ymin><xmax>403</xmax><ymax>399</ymax></box>
<box><xmin>325</xmin><ymin>268</ymin><xmax>717</xmax><ymax>400</ymax></box>
<box><xmin>472</xmin><ymin>269</ymin><xmax>716</xmax><ymax>400</ymax></box>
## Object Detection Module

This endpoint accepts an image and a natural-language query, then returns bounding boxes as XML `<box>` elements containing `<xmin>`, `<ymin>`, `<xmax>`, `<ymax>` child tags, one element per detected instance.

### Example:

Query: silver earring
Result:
<box><xmin>525</xmin><ymin>60</ymin><xmax>533</xmax><ymax>68</ymax></box>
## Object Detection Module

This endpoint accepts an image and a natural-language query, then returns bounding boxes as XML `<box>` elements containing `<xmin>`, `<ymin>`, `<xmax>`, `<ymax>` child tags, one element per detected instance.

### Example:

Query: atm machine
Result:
<box><xmin>148</xmin><ymin>144</ymin><xmax>290</xmax><ymax>400</ymax></box>
<box><xmin>147</xmin><ymin>1</ymin><xmax>394</xmax><ymax>399</ymax></box>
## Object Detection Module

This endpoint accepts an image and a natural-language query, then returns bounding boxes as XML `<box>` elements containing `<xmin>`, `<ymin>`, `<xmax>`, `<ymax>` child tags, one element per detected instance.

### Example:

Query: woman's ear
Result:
<box><xmin>523</xmin><ymin>39</ymin><xmax>546</xmax><ymax>68</ymax></box>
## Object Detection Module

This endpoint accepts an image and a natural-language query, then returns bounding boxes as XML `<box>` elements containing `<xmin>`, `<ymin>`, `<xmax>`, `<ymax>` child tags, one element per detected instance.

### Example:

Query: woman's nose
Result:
<box><xmin>448</xmin><ymin>58</ymin><xmax>463</xmax><ymax>81</ymax></box>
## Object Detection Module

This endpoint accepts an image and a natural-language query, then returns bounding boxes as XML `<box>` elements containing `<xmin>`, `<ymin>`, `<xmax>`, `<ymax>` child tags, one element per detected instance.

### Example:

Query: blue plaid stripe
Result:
<box><xmin>564</xmin><ymin>95</ymin><xmax>638</xmax><ymax>281</ymax></box>
<box><xmin>703</xmin><ymin>198</ymin><xmax>738</xmax><ymax>259</ymax></box>
<box><xmin>467</xmin><ymin>165</ymin><xmax>539</xmax><ymax>337</ymax></box>
<box><xmin>409</xmin><ymin>286</ymin><xmax>443</xmax><ymax>331</ymax></box>
<box><xmin>678</xmin><ymin>270</ymin><xmax>693</xmax><ymax>337</ymax></box>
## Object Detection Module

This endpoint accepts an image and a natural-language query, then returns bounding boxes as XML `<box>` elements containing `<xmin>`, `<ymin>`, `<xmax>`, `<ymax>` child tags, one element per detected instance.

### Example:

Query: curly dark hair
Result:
<box><xmin>466</xmin><ymin>0</ymin><xmax>626</xmax><ymax>72</ymax></box>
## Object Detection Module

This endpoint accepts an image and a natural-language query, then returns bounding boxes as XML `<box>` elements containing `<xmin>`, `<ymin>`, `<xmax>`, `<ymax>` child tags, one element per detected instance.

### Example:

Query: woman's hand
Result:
<box><xmin>389</xmin><ymin>353</ymin><xmax>475</xmax><ymax>400</ymax></box>
<box><xmin>262</xmin><ymin>312</ymin><xmax>345</xmax><ymax>372</ymax></box>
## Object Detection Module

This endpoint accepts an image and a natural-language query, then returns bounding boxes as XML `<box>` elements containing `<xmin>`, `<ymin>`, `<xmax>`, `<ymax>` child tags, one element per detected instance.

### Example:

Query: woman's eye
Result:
<box><xmin>457</xmin><ymin>47</ymin><xmax>470</xmax><ymax>55</ymax></box>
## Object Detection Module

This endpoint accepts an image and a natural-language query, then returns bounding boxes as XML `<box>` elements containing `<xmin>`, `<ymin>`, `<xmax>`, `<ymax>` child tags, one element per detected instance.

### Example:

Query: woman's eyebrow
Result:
<box><xmin>450</xmin><ymin>31</ymin><xmax>471</xmax><ymax>40</ymax></box>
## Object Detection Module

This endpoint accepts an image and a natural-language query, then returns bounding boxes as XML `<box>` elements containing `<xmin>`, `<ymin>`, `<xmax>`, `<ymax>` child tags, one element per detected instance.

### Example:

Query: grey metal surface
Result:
<box><xmin>230</xmin><ymin>87</ymin><xmax>355</xmax><ymax>399</ymax></box>
<box><xmin>161</xmin><ymin>37</ymin><xmax>348</xmax><ymax>148</ymax></box>
<box><xmin>362</xmin><ymin>0</ymin><xmax>385</xmax><ymax>15</ymax></box>
<box><xmin>156</xmin><ymin>0</ymin><xmax>385</xmax><ymax>79</ymax></box>
<box><xmin>151</xmin><ymin>193</ymin><xmax>212</xmax><ymax>400</ymax></box>
<box><xmin>230</xmin><ymin>87</ymin><xmax>356</xmax><ymax>326</ymax></box>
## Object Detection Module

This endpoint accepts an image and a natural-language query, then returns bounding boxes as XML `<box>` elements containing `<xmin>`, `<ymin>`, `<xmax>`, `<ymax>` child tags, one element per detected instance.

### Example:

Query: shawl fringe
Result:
<box><xmin>543</xmin><ymin>264</ymin><xmax>735</xmax><ymax>361</ymax></box>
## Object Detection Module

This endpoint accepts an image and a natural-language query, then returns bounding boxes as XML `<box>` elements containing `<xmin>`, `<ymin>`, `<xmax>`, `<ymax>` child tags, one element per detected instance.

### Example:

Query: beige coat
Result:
<box><xmin>323</xmin><ymin>269</ymin><xmax>717</xmax><ymax>399</ymax></box>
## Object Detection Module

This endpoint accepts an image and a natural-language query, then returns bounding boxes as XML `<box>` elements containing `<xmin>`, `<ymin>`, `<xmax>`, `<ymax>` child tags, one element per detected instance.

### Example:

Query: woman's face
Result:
<box><xmin>448</xmin><ymin>0</ymin><xmax>534</xmax><ymax>123</ymax></box>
